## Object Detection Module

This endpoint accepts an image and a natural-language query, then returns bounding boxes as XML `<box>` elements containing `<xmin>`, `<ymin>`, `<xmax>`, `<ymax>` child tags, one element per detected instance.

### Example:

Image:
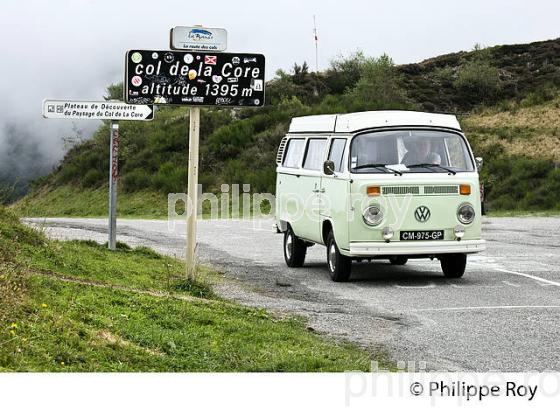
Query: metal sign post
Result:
<box><xmin>108</xmin><ymin>121</ymin><xmax>119</xmax><ymax>250</ymax></box>
<box><xmin>42</xmin><ymin>99</ymin><xmax>154</xmax><ymax>250</ymax></box>
<box><xmin>186</xmin><ymin>107</ymin><xmax>200</xmax><ymax>278</ymax></box>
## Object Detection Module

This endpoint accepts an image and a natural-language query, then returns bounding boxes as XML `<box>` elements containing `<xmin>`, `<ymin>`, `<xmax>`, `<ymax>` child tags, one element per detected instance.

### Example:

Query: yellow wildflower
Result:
<box><xmin>41</xmin><ymin>303</ymin><xmax>48</xmax><ymax>308</ymax></box>
<box><xmin>10</xmin><ymin>323</ymin><xmax>17</xmax><ymax>329</ymax></box>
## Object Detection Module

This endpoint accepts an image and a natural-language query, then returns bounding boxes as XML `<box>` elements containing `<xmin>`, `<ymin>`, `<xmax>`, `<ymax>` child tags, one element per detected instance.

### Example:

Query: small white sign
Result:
<box><xmin>170</xmin><ymin>26</ymin><xmax>227</xmax><ymax>51</ymax></box>
<box><xmin>42</xmin><ymin>100</ymin><xmax>154</xmax><ymax>121</ymax></box>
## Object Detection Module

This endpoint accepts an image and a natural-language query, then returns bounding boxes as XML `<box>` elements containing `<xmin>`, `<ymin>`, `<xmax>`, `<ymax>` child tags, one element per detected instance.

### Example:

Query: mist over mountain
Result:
<box><xmin>0</xmin><ymin>123</ymin><xmax>57</xmax><ymax>201</ymax></box>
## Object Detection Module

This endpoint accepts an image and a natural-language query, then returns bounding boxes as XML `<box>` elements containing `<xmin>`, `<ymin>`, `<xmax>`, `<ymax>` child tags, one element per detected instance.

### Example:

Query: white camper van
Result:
<box><xmin>275</xmin><ymin>110</ymin><xmax>486</xmax><ymax>282</ymax></box>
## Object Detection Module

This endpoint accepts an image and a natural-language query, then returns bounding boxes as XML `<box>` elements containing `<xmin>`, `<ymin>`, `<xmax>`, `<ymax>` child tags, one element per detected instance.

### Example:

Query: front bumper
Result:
<box><xmin>344</xmin><ymin>239</ymin><xmax>486</xmax><ymax>257</ymax></box>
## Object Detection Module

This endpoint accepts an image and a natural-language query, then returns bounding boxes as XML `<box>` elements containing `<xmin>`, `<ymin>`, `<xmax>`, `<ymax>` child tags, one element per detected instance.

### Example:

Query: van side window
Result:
<box><xmin>303</xmin><ymin>139</ymin><xmax>327</xmax><ymax>170</ymax></box>
<box><xmin>328</xmin><ymin>139</ymin><xmax>346</xmax><ymax>172</ymax></box>
<box><xmin>282</xmin><ymin>138</ymin><xmax>306</xmax><ymax>168</ymax></box>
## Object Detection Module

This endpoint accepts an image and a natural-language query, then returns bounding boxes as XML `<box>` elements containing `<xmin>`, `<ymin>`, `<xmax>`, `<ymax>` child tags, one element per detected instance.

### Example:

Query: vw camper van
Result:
<box><xmin>275</xmin><ymin>111</ymin><xmax>485</xmax><ymax>282</ymax></box>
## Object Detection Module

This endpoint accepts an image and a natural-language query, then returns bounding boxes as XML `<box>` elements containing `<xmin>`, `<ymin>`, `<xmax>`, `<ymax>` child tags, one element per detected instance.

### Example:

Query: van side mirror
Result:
<box><xmin>475</xmin><ymin>157</ymin><xmax>483</xmax><ymax>171</ymax></box>
<box><xmin>323</xmin><ymin>160</ymin><xmax>335</xmax><ymax>176</ymax></box>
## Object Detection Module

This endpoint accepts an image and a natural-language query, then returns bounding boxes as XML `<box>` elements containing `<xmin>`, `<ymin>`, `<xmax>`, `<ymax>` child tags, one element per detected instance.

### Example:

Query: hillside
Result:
<box><xmin>14</xmin><ymin>38</ymin><xmax>560</xmax><ymax>216</ymax></box>
<box><xmin>399</xmin><ymin>38</ymin><xmax>560</xmax><ymax>112</ymax></box>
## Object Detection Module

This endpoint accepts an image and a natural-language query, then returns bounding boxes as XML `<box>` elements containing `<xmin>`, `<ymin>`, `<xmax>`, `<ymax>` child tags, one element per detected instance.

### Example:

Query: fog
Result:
<box><xmin>1</xmin><ymin>0</ymin><xmax>559</xmax><ymax>188</ymax></box>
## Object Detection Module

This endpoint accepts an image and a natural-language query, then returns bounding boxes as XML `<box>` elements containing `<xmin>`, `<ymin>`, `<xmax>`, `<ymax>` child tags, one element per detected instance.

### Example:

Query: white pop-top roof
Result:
<box><xmin>288</xmin><ymin>110</ymin><xmax>462</xmax><ymax>133</ymax></box>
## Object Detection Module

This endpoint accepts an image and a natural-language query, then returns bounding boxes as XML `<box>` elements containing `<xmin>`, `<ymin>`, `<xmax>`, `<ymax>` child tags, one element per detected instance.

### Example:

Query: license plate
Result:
<box><xmin>400</xmin><ymin>230</ymin><xmax>444</xmax><ymax>241</ymax></box>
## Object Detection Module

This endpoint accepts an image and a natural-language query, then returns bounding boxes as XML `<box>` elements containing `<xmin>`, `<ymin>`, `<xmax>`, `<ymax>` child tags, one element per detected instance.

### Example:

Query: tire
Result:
<box><xmin>326</xmin><ymin>231</ymin><xmax>351</xmax><ymax>282</ymax></box>
<box><xmin>283</xmin><ymin>227</ymin><xmax>306</xmax><ymax>267</ymax></box>
<box><xmin>389</xmin><ymin>256</ymin><xmax>408</xmax><ymax>265</ymax></box>
<box><xmin>440</xmin><ymin>253</ymin><xmax>467</xmax><ymax>278</ymax></box>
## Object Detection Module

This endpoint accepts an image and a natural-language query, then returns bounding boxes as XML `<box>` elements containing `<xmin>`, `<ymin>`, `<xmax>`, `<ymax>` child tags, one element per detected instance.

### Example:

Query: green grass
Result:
<box><xmin>0</xmin><ymin>207</ymin><xmax>381</xmax><ymax>371</ymax></box>
<box><xmin>13</xmin><ymin>184</ymin><xmax>274</xmax><ymax>220</ymax></box>
<box><xmin>13</xmin><ymin>185</ymin><xmax>169</xmax><ymax>218</ymax></box>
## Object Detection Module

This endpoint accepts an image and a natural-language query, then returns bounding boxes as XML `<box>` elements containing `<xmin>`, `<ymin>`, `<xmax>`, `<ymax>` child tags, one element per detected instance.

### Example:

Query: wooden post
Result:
<box><xmin>186</xmin><ymin>107</ymin><xmax>200</xmax><ymax>279</ymax></box>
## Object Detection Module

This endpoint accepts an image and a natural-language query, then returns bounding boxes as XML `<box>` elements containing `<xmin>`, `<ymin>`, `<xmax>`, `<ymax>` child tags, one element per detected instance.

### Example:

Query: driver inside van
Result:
<box><xmin>402</xmin><ymin>136</ymin><xmax>441</xmax><ymax>166</ymax></box>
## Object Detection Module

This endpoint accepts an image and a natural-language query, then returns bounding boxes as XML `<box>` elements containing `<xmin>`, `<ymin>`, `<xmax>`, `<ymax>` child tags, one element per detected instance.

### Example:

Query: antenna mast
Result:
<box><xmin>313</xmin><ymin>15</ymin><xmax>319</xmax><ymax>72</ymax></box>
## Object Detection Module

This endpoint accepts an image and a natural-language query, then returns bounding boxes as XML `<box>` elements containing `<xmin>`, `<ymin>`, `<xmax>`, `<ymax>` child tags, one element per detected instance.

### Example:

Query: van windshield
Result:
<box><xmin>350</xmin><ymin>130</ymin><xmax>474</xmax><ymax>173</ymax></box>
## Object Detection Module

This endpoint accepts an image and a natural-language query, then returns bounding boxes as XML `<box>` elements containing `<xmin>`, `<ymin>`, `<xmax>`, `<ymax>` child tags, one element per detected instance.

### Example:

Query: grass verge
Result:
<box><xmin>13</xmin><ymin>185</ymin><xmax>274</xmax><ymax>220</ymax></box>
<box><xmin>1</xmin><ymin>207</ymin><xmax>382</xmax><ymax>371</ymax></box>
<box><xmin>13</xmin><ymin>185</ymin><xmax>169</xmax><ymax>219</ymax></box>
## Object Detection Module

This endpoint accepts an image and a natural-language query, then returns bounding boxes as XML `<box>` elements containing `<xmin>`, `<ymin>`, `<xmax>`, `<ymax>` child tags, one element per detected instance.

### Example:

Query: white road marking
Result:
<box><xmin>409</xmin><ymin>305</ymin><xmax>560</xmax><ymax>312</ymax></box>
<box><xmin>470</xmin><ymin>262</ymin><xmax>560</xmax><ymax>287</ymax></box>
<box><xmin>493</xmin><ymin>267</ymin><xmax>560</xmax><ymax>287</ymax></box>
<box><xmin>395</xmin><ymin>283</ymin><xmax>436</xmax><ymax>289</ymax></box>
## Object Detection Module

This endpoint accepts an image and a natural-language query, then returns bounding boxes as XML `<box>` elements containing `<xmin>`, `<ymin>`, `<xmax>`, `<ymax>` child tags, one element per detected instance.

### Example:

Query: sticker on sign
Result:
<box><xmin>42</xmin><ymin>100</ymin><xmax>154</xmax><ymax>121</ymax></box>
<box><xmin>125</xmin><ymin>50</ymin><xmax>265</xmax><ymax>107</ymax></box>
<box><xmin>170</xmin><ymin>26</ymin><xmax>227</xmax><ymax>51</ymax></box>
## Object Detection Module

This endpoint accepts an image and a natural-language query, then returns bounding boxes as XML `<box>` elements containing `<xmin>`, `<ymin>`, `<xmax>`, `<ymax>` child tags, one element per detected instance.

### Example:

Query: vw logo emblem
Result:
<box><xmin>415</xmin><ymin>206</ymin><xmax>431</xmax><ymax>222</ymax></box>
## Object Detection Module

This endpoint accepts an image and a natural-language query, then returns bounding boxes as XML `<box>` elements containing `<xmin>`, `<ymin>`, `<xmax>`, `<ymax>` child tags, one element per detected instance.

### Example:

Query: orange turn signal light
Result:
<box><xmin>460</xmin><ymin>184</ymin><xmax>471</xmax><ymax>195</ymax></box>
<box><xmin>367</xmin><ymin>186</ymin><xmax>381</xmax><ymax>196</ymax></box>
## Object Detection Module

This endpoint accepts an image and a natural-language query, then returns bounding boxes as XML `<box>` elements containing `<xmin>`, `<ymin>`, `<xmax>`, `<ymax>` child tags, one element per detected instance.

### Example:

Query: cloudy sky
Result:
<box><xmin>1</xmin><ymin>0</ymin><xmax>559</xmax><ymax>181</ymax></box>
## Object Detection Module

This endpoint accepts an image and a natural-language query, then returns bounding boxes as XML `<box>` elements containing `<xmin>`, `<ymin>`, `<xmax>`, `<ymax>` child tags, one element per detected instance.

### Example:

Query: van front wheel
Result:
<box><xmin>326</xmin><ymin>231</ymin><xmax>351</xmax><ymax>282</ymax></box>
<box><xmin>440</xmin><ymin>254</ymin><xmax>467</xmax><ymax>278</ymax></box>
<box><xmin>284</xmin><ymin>227</ymin><xmax>306</xmax><ymax>267</ymax></box>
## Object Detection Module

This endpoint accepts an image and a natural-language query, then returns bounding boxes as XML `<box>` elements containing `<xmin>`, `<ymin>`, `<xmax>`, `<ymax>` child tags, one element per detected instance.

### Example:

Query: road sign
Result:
<box><xmin>170</xmin><ymin>26</ymin><xmax>227</xmax><ymax>51</ymax></box>
<box><xmin>42</xmin><ymin>100</ymin><xmax>154</xmax><ymax>121</ymax></box>
<box><xmin>125</xmin><ymin>50</ymin><xmax>265</xmax><ymax>107</ymax></box>
<box><xmin>42</xmin><ymin>99</ymin><xmax>154</xmax><ymax>251</ymax></box>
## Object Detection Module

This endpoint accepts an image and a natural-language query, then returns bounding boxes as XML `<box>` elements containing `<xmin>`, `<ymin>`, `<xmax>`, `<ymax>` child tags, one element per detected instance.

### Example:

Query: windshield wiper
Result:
<box><xmin>407</xmin><ymin>163</ymin><xmax>457</xmax><ymax>175</ymax></box>
<box><xmin>352</xmin><ymin>163</ymin><xmax>403</xmax><ymax>175</ymax></box>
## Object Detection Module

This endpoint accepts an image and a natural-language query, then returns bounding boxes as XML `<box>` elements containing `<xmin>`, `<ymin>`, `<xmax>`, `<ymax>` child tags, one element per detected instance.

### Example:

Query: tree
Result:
<box><xmin>453</xmin><ymin>44</ymin><xmax>502</xmax><ymax>104</ymax></box>
<box><xmin>346</xmin><ymin>54</ymin><xmax>410</xmax><ymax>109</ymax></box>
<box><xmin>105</xmin><ymin>83</ymin><xmax>124</xmax><ymax>101</ymax></box>
<box><xmin>325</xmin><ymin>51</ymin><xmax>367</xmax><ymax>94</ymax></box>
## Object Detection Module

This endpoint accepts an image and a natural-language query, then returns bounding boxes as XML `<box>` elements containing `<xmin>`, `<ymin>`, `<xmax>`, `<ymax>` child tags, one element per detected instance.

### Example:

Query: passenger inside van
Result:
<box><xmin>401</xmin><ymin>136</ymin><xmax>442</xmax><ymax>166</ymax></box>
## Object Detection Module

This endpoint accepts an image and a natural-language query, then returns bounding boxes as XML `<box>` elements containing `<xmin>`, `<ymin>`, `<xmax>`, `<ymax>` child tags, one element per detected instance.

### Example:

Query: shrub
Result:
<box><xmin>151</xmin><ymin>162</ymin><xmax>187</xmax><ymax>194</ymax></box>
<box><xmin>325</xmin><ymin>51</ymin><xmax>367</xmax><ymax>94</ymax></box>
<box><xmin>81</xmin><ymin>169</ymin><xmax>103</xmax><ymax>188</ymax></box>
<box><xmin>122</xmin><ymin>169</ymin><xmax>151</xmax><ymax>193</ymax></box>
<box><xmin>454</xmin><ymin>46</ymin><xmax>502</xmax><ymax>105</ymax></box>
<box><xmin>483</xmin><ymin>156</ymin><xmax>560</xmax><ymax>210</ymax></box>
<box><xmin>345</xmin><ymin>54</ymin><xmax>411</xmax><ymax>110</ymax></box>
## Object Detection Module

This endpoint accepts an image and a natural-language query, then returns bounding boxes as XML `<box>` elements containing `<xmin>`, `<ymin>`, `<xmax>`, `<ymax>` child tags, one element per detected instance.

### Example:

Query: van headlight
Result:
<box><xmin>363</xmin><ymin>205</ymin><xmax>383</xmax><ymax>226</ymax></box>
<box><xmin>457</xmin><ymin>203</ymin><xmax>475</xmax><ymax>224</ymax></box>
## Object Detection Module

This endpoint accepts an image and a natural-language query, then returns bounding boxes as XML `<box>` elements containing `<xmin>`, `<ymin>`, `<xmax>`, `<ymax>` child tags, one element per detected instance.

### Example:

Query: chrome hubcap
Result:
<box><xmin>285</xmin><ymin>233</ymin><xmax>293</xmax><ymax>258</ymax></box>
<box><xmin>328</xmin><ymin>243</ymin><xmax>336</xmax><ymax>272</ymax></box>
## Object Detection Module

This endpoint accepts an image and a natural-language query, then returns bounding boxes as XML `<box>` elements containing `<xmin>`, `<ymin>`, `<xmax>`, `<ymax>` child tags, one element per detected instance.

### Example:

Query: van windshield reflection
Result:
<box><xmin>350</xmin><ymin>130</ymin><xmax>474</xmax><ymax>173</ymax></box>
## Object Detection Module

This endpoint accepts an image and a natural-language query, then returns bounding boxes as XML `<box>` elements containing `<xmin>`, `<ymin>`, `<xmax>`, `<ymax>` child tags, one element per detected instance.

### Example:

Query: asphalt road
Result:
<box><xmin>25</xmin><ymin>216</ymin><xmax>560</xmax><ymax>372</ymax></box>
